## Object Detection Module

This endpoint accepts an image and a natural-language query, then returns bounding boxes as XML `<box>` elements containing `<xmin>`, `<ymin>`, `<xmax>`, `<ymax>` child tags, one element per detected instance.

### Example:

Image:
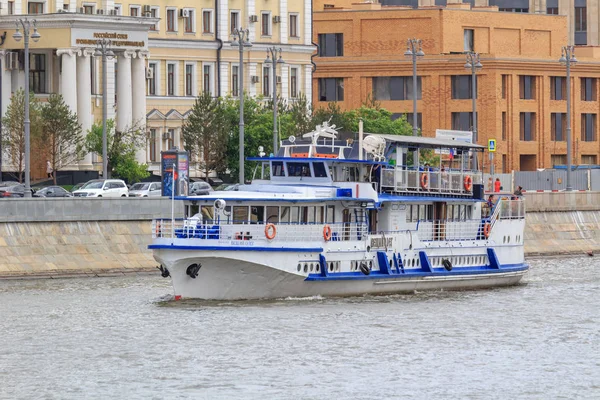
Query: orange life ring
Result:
<box><xmin>483</xmin><ymin>222</ymin><xmax>491</xmax><ymax>238</ymax></box>
<box><xmin>420</xmin><ymin>172</ymin><xmax>429</xmax><ymax>189</ymax></box>
<box><xmin>265</xmin><ymin>223</ymin><xmax>277</xmax><ymax>240</ymax></box>
<box><xmin>464</xmin><ymin>175</ymin><xmax>473</xmax><ymax>191</ymax></box>
<box><xmin>323</xmin><ymin>225</ymin><xmax>332</xmax><ymax>241</ymax></box>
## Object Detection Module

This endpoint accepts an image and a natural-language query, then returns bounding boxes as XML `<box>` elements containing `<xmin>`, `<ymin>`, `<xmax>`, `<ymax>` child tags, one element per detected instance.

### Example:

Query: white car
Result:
<box><xmin>129</xmin><ymin>182</ymin><xmax>162</xmax><ymax>197</ymax></box>
<box><xmin>73</xmin><ymin>179</ymin><xmax>129</xmax><ymax>198</ymax></box>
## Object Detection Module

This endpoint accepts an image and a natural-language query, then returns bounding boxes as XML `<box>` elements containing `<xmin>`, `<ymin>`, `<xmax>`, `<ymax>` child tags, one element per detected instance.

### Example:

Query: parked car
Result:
<box><xmin>0</xmin><ymin>183</ymin><xmax>27</xmax><ymax>198</ymax></box>
<box><xmin>129</xmin><ymin>182</ymin><xmax>162</xmax><ymax>197</ymax></box>
<box><xmin>189</xmin><ymin>181</ymin><xmax>214</xmax><ymax>196</ymax></box>
<box><xmin>33</xmin><ymin>186</ymin><xmax>73</xmax><ymax>198</ymax></box>
<box><xmin>72</xmin><ymin>179</ymin><xmax>129</xmax><ymax>197</ymax></box>
<box><xmin>71</xmin><ymin>182</ymin><xmax>87</xmax><ymax>192</ymax></box>
<box><xmin>214</xmin><ymin>183</ymin><xmax>240</xmax><ymax>191</ymax></box>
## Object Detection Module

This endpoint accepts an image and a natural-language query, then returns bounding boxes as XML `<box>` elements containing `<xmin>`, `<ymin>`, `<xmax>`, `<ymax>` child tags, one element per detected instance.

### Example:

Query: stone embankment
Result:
<box><xmin>0</xmin><ymin>193</ymin><xmax>598</xmax><ymax>279</ymax></box>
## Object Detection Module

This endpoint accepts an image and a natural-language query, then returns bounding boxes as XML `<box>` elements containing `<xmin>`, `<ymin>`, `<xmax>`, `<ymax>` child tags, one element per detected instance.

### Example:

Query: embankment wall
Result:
<box><xmin>0</xmin><ymin>193</ymin><xmax>598</xmax><ymax>278</ymax></box>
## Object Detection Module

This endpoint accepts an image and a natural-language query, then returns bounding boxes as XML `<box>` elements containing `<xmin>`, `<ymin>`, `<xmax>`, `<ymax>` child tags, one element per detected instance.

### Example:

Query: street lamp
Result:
<box><xmin>231</xmin><ymin>28</ymin><xmax>252</xmax><ymax>184</ymax></box>
<box><xmin>264</xmin><ymin>47</ymin><xmax>284</xmax><ymax>154</ymax></box>
<box><xmin>465</xmin><ymin>52</ymin><xmax>482</xmax><ymax>171</ymax></box>
<box><xmin>13</xmin><ymin>19</ymin><xmax>40</xmax><ymax>198</ymax></box>
<box><xmin>559</xmin><ymin>45</ymin><xmax>577</xmax><ymax>191</ymax></box>
<box><xmin>404</xmin><ymin>38</ymin><xmax>424</xmax><ymax>167</ymax></box>
<box><xmin>94</xmin><ymin>39</ymin><xmax>115</xmax><ymax>179</ymax></box>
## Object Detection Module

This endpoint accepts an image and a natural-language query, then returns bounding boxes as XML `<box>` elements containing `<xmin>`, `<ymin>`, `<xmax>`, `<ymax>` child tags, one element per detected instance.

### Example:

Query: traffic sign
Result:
<box><xmin>488</xmin><ymin>139</ymin><xmax>496</xmax><ymax>152</ymax></box>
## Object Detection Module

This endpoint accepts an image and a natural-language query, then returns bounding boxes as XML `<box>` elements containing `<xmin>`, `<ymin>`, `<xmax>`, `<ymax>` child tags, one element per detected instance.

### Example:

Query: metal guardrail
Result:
<box><xmin>152</xmin><ymin>219</ymin><xmax>369</xmax><ymax>242</ymax></box>
<box><xmin>417</xmin><ymin>220</ymin><xmax>481</xmax><ymax>241</ymax></box>
<box><xmin>380</xmin><ymin>168</ymin><xmax>482</xmax><ymax>194</ymax></box>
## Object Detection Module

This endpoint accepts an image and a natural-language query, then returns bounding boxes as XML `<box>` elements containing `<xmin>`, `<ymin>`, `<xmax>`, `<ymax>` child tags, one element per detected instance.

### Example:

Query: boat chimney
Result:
<box><xmin>358</xmin><ymin>119</ymin><xmax>364</xmax><ymax>160</ymax></box>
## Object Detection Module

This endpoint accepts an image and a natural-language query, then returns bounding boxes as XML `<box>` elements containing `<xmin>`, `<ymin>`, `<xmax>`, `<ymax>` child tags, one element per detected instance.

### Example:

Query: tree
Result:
<box><xmin>40</xmin><ymin>94</ymin><xmax>85</xmax><ymax>184</ymax></box>
<box><xmin>85</xmin><ymin>118</ymin><xmax>149</xmax><ymax>182</ymax></box>
<box><xmin>182</xmin><ymin>92</ymin><xmax>230</xmax><ymax>181</ymax></box>
<box><xmin>1</xmin><ymin>89</ymin><xmax>41</xmax><ymax>182</ymax></box>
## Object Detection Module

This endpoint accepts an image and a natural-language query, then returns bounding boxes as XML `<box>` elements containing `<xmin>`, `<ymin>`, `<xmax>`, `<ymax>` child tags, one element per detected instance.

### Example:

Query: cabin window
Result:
<box><xmin>280</xmin><ymin>206</ymin><xmax>291</xmax><ymax>223</ymax></box>
<box><xmin>224</xmin><ymin>206</ymin><xmax>232</xmax><ymax>223</ymax></box>
<box><xmin>250</xmin><ymin>206</ymin><xmax>264</xmax><ymax>223</ymax></box>
<box><xmin>201</xmin><ymin>206</ymin><xmax>214</xmax><ymax>223</ymax></box>
<box><xmin>287</xmin><ymin>162</ymin><xmax>311</xmax><ymax>177</ymax></box>
<box><xmin>233</xmin><ymin>206</ymin><xmax>248</xmax><ymax>223</ymax></box>
<box><xmin>326</xmin><ymin>205</ymin><xmax>335</xmax><ymax>223</ymax></box>
<box><xmin>266</xmin><ymin>206</ymin><xmax>279</xmax><ymax>223</ymax></box>
<box><xmin>313</xmin><ymin>162</ymin><xmax>328</xmax><ymax>178</ymax></box>
<box><xmin>290</xmin><ymin>206</ymin><xmax>300</xmax><ymax>223</ymax></box>
<box><xmin>272</xmin><ymin>161</ymin><xmax>285</xmax><ymax>177</ymax></box>
<box><xmin>188</xmin><ymin>204</ymin><xmax>200</xmax><ymax>218</ymax></box>
<box><xmin>301</xmin><ymin>206</ymin><xmax>316</xmax><ymax>223</ymax></box>
<box><xmin>261</xmin><ymin>163</ymin><xmax>271</xmax><ymax>179</ymax></box>
<box><xmin>316</xmin><ymin>206</ymin><xmax>325</xmax><ymax>223</ymax></box>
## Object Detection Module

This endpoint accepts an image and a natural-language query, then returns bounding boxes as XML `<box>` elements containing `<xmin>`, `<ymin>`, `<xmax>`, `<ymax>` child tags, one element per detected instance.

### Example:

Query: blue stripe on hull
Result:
<box><xmin>149</xmin><ymin>245</ymin><xmax>323</xmax><ymax>252</ymax></box>
<box><xmin>304</xmin><ymin>264</ymin><xmax>529</xmax><ymax>281</ymax></box>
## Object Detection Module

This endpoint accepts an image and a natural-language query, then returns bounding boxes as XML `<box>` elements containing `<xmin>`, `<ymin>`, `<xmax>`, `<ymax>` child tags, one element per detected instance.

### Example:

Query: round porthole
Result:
<box><xmin>304</xmin><ymin>263</ymin><xmax>308</xmax><ymax>273</ymax></box>
<box><xmin>297</xmin><ymin>264</ymin><xmax>301</xmax><ymax>272</ymax></box>
<box><xmin>310</xmin><ymin>263</ymin><xmax>314</xmax><ymax>272</ymax></box>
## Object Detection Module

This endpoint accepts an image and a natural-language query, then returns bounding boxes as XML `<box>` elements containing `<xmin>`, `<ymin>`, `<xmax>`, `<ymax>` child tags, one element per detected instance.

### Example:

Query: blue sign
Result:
<box><xmin>488</xmin><ymin>139</ymin><xmax>497</xmax><ymax>152</ymax></box>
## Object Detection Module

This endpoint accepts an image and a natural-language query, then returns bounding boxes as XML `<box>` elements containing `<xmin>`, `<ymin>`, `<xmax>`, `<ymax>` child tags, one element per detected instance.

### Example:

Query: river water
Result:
<box><xmin>1</xmin><ymin>256</ymin><xmax>599</xmax><ymax>400</ymax></box>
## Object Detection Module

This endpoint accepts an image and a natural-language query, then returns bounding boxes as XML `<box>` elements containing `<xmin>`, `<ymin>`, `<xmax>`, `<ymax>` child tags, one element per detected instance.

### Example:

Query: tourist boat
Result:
<box><xmin>149</xmin><ymin>123</ymin><xmax>527</xmax><ymax>300</ymax></box>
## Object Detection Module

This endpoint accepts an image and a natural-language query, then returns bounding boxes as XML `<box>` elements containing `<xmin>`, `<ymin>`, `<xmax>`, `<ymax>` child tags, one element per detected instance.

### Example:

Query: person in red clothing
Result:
<box><xmin>494</xmin><ymin>178</ymin><xmax>501</xmax><ymax>192</ymax></box>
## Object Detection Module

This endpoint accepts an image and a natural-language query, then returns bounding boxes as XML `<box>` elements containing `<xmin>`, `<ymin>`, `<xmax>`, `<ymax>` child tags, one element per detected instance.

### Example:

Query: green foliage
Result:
<box><xmin>40</xmin><ymin>94</ymin><xmax>85</xmax><ymax>184</ymax></box>
<box><xmin>112</xmin><ymin>152</ymin><xmax>150</xmax><ymax>184</ymax></box>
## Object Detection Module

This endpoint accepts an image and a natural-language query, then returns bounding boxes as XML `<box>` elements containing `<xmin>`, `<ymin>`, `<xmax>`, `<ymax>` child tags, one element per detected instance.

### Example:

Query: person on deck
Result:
<box><xmin>514</xmin><ymin>186</ymin><xmax>523</xmax><ymax>196</ymax></box>
<box><xmin>494</xmin><ymin>178</ymin><xmax>501</xmax><ymax>192</ymax></box>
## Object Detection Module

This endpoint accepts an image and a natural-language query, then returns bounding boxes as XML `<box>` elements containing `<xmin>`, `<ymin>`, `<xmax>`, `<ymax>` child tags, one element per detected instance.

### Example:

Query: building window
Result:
<box><xmin>502</xmin><ymin>154</ymin><xmax>507</xmax><ymax>173</ymax></box>
<box><xmin>582</xmin><ymin>155</ymin><xmax>597</xmax><ymax>165</ymax></box>
<box><xmin>519</xmin><ymin>112</ymin><xmax>536</xmax><ymax>141</ymax></box>
<box><xmin>130</xmin><ymin>6</ymin><xmax>139</xmax><ymax>16</ymax></box>
<box><xmin>185</xmin><ymin>64</ymin><xmax>193</xmax><ymax>96</ymax></box>
<box><xmin>148</xmin><ymin>63</ymin><xmax>156</xmax><ymax>95</ymax></box>
<box><xmin>550</xmin><ymin>76</ymin><xmax>565</xmax><ymax>100</ymax></box>
<box><xmin>575</xmin><ymin>7</ymin><xmax>587</xmax><ymax>31</ymax></box>
<box><xmin>167</xmin><ymin>129</ymin><xmax>175</xmax><ymax>149</ymax></box>
<box><xmin>501</xmin><ymin>112</ymin><xmax>506</xmax><ymax>140</ymax></box>
<box><xmin>551</xmin><ymin>113</ymin><xmax>566</xmax><ymax>141</ymax></box>
<box><xmin>464</xmin><ymin>29</ymin><xmax>474</xmax><ymax>52</ymax></box>
<box><xmin>90</xmin><ymin>57</ymin><xmax>97</xmax><ymax>95</ymax></box>
<box><xmin>8</xmin><ymin>1</ymin><xmax>14</xmax><ymax>14</ymax></box>
<box><xmin>167</xmin><ymin>63</ymin><xmax>175</xmax><ymax>96</ymax></box>
<box><xmin>499</xmin><ymin>8</ymin><xmax>528</xmax><ymax>12</ymax></box>
<box><xmin>581</xmin><ymin>78</ymin><xmax>597</xmax><ymax>101</ymax></box>
<box><xmin>451</xmin><ymin>75</ymin><xmax>476</xmax><ymax>100</ymax></box>
<box><xmin>373</xmin><ymin>76</ymin><xmax>422</xmax><ymax>100</ymax></box>
<box><xmin>263</xmin><ymin>66</ymin><xmax>271</xmax><ymax>97</ymax></box>
<box><xmin>28</xmin><ymin>2</ymin><xmax>43</xmax><ymax>13</ymax></box>
<box><xmin>167</xmin><ymin>9</ymin><xmax>176</xmax><ymax>32</ymax></box>
<box><xmin>551</xmin><ymin>154</ymin><xmax>567</xmax><ymax>167</ymax></box>
<box><xmin>290</xmin><ymin>67</ymin><xmax>298</xmax><ymax>98</ymax></box>
<box><xmin>232</xmin><ymin>65</ymin><xmax>239</xmax><ymax>96</ymax></box>
<box><xmin>150</xmin><ymin>8</ymin><xmax>159</xmax><ymax>30</ymax></box>
<box><xmin>149</xmin><ymin>129</ymin><xmax>157</xmax><ymax>162</ymax></box>
<box><xmin>289</xmin><ymin>14</ymin><xmax>299</xmax><ymax>38</ymax></box>
<box><xmin>547</xmin><ymin>7</ymin><xmax>558</xmax><ymax>14</ymax></box>
<box><xmin>318</xmin><ymin>33</ymin><xmax>343</xmax><ymax>57</ymax></box>
<box><xmin>113</xmin><ymin>5</ymin><xmax>121</xmax><ymax>15</ymax></box>
<box><xmin>230</xmin><ymin>11</ymin><xmax>239</xmax><ymax>34</ymax></box>
<box><xmin>519</xmin><ymin>76</ymin><xmax>536</xmax><ymax>99</ymax></box>
<box><xmin>501</xmin><ymin>75</ymin><xmax>508</xmax><ymax>99</ymax></box>
<box><xmin>394</xmin><ymin>113</ymin><xmax>422</xmax><ymax>130</ymax></box>
<box><xmin>261</xmin><ymin>12</ymin><xmax>271</xmax><ymax>36</ymax></box>
<box><xmin>581</xmin><ymin>114</ymin><xmax>596</xmax><ymax>141</ymax></box>
<box><xmin>202</xmin><ymin>10</ymin><xmax>212</xmax><ymax>33</ymax></box>
<box><xmin>318</xmin><ymin>78</ymin><xmax>344</xmax><ymax>102</ymax></box>
<box><xmin>29</xmin><ymin>54</ymin><xmax>46</xmax><ymax>94</ymax></box>
<box><xmin>83</xmin><ymin>5</ymin><xmax>94</xmax><ymax>14</ymax></box>
<box><xmin>203</xmin><ymin>64</ymin><xmax>212</xmax><ymax>94</ymax></box>
<box><xmin>451</xmin><ymin>112</ymin><xmax>475</xmax><ymax>131</ymax></box>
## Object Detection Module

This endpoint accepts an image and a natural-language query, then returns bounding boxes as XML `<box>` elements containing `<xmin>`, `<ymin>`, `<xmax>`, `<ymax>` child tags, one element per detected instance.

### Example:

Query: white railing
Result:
<box><xmin>417</xmin><ymin>220</ymin><xmax>481</xmax><ymax>241</ymax></box>
<box><xmin>380</xmin><ymin>167</ymin><xmax>482</xmax><ymax>195</ymax></box>
<box><xmin>497</xmin><ymin>199</ymin><xmax>526</xmax><ymax>220</ymax></box>
<box><xmin>152</xmin><ymin>219</ymin><xmax>368</xmax><ymax>242</ymax></box>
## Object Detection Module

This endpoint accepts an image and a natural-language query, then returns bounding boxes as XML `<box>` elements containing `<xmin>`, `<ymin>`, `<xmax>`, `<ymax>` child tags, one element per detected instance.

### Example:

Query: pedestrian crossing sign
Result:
<box><xmin>488</xmin><ymin>139</ymin><xmax>496</xmax><ymax>152</ymax></box>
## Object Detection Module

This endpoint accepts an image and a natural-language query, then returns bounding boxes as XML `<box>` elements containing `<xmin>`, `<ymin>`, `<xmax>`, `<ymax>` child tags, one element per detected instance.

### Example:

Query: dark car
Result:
<box><xmin>0</xmin><ymin>183</ymin><xmax>26</xmax><ymax>198</ymax></box>
<box><xmin>189</xmin><ymin>181</ymin><xmax>214</xmax><ymax>196</ymax></box>
<box><xmin>33</xmin><ymin>186</ymin><xmax>73</xmax><ymax>198</ymax></box>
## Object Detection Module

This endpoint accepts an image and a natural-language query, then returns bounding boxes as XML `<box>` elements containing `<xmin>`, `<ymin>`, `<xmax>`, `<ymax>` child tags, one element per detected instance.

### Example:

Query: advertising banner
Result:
<box><xmin>177</xmin><ymin>152</ymin><xmax>190</xmax><ymax>196</ymax></box>
<box><xmin>161</xmin><ymin>152</ymin><xmax>177</xmax><ymax>197</ymax></box>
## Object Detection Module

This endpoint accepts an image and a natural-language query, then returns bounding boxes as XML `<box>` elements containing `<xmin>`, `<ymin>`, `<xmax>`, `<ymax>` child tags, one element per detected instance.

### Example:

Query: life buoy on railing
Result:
<box><xmin>265</xmin><ymin>223</ymin><xmax>277</xmax><ymax>240</ymax></box>
<box><xmin>464</xmin><ymin>175</ymin><xmax>473</xmax><ymax>192</ymax></box>
<box><xmin>323</xmin><ymin>225</ymin><xmax>332</xmax><ymax>241</ymax></box>
<box><xmin>483</xmin><ymin>222</ymin><xmax>491</xmax><ymax>239</ymax></box>
<box><xmin>420</xmin><ymin>172</ymin><xmax>429</xmax><ymax>189</ymax></box>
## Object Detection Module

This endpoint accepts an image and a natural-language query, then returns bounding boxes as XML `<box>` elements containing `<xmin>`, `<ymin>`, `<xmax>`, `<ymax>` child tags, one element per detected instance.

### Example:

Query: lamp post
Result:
<box><xmin>465</xmin><ymin>52</ymin><xmax>482</xmax><ymax>171</ymax></box>
<box><xmin>559</xmin><ymin>45</ymin><xmax>577</xmax><ymax>191</ymax></box>
<box><xmin>94</xmin><ymin>39</ymin><xmax>115</xmax><ymax>179</ymax></box>
<box><xmin>231</xmin><ymin>28</ymin><xmax>252</xmax><ymax>184</ymax></box>
<box><xmin>264</xmin><ymin>47</ymin><xmax>284</xmax><ymax>154</ymax></box>
<box><xmin>404</xmin><ymin>38</ymin><xmax>424</xmax><ymax>166</ymax></box>
<box><xmin>13</xmin><ymin>19</ymin><xmax>40</xmax><ymax>198</ymax></box>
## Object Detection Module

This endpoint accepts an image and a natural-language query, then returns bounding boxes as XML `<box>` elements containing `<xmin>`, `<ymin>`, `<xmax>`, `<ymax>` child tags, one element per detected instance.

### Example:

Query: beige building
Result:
<box><xmin>0</xmin><ymin>0</ymin><xmax>314</xmax><ymax>179</ymax></box>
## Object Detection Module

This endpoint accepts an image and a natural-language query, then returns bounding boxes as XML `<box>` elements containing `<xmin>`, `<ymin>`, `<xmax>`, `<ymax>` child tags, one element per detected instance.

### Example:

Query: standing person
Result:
<box><xmin>487</xmin><ymin>177</ymin><xmax>493</xmax><ymax>192</ymax></box>
<box><xmin>441</xmin><ymin>165</ymin><xmax>449</xmax><ymax>189</ymax></box>
<box><xmin>514</xmin><ymin>186</ymin><xmax>523</xmax><ymax>196</ymax></box>
<box><xmin>494</xmin><ymin>177</ymin><xmax>501</xmax><ymax>192</ymax></box>
<box><xmin>46</xmin><ymin>160</ymin><xmax>53</xmax><ymax>179</ymax></box>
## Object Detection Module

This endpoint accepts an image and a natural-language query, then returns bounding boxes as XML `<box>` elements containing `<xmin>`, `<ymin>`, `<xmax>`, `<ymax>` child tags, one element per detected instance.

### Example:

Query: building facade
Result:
<box><xmin>313</xmin><ymin>2</ymin><xmax>600</xmax><ymax>172</ymax></box>
<box><xmin>0</xmin><ymin>0</ymin><xmax>314</xmax><ymax>179</ymax></box>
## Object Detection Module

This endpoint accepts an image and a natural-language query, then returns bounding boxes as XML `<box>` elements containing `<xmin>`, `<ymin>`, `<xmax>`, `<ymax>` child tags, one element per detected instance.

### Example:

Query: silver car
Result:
<box><xmin>129</xmin><ymin>182</ymin><xmax>162</xmax><ymax>197</ymax></box>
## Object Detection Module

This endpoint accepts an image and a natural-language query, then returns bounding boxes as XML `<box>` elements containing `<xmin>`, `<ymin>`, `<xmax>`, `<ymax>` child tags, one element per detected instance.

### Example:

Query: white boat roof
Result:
<box><xmin>367</xmin><ymin>134</ymin><xmax>486</xmax><ymax>150</ymax></box>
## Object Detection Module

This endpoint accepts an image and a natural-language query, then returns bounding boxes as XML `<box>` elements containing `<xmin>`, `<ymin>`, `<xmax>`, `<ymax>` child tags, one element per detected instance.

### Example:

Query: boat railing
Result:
<box><xmin>495</xmin><ymin>198</ymin><xmax>526</xmax><ymax>220</ymax></box>
<box><xmin>416</xmin><ymin>219</ymin><xmax>482</xmax><ymax>241</ymax></box>
<box><xmin>152</xmin><ymin>219</ymin><xmax>369</xmax><ymax>242</ymax></box>
<box><xmin>380</xmin><ymin>167</ymin><xmax>482</xmax><ymax>195</ymax></box>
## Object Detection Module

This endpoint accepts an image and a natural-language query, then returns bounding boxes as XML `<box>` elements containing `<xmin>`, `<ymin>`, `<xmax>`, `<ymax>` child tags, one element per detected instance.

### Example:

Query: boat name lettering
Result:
<box><xmin>229</xmin><ymin>240</ymin><xmax>255</xmax><ymax>246</ymax></box>
<box><xmin>370</xmin><ymin>237</ymin><xmax>393</xmax><ymax>248</ymax></box>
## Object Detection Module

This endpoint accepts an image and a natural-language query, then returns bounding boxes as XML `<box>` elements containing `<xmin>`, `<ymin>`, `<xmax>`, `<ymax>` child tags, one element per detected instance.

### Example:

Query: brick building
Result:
<box><xmin>313</xmin><ymin>2</ymin><xmax>600</xmax><ymax>172</ymax></box>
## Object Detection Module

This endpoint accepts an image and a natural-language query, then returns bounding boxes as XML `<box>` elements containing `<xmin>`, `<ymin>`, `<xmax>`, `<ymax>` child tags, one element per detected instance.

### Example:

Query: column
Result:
<box><xmin>77</xmin><ymin>49</ymin><xmax>94</xmax><ymax>169</ymax></box>
<box><xmin>280</xmin><ymin>0</ymin><xmax>288</xmax><ymax>45</ymax></box>
<box><xmin>220</xmin><ymin>63</ymin><xmax>229</xmax><ymax>98</ymax></box>
<box><xmin>132</xmin><ymin>51</ymin><xmax>148</xmax><ymax>163</ymax></box>
<box><xmin>304</xmin><ymin>64</ymin><xmax>312</xmax><ymax>106</ymax></box>
<box><xmin>116</xmin><ymin>51</ymin><xmax>133</xmax><ymax>133</ymax></box>
<box><xmin>57</xmin><ymin>49</ymin><xmax>78</xmax><ymax>114</ymax></box>
<box><xmin>218</xmin><ymin>0</ymin><xmax>229</xmax><ymax>40</ymax></box>
<box><xmin>304</xmin><ymin>0</ymin><xmax>312</xmax><ymax>46</ymax></box>
<box><xmin>248</xmin><ymin>62</ymin><xmax>257</xmax><ymax>97</ymax></box>
<box><xmin>0</xmin><ymin>50</ymin><xmax>11</xmax><ymax>117</ymax></box>
<box><xmin>280</xmin><ymin>64</ymin><xmax>289</xmax><ymax>100</ymax></box>
<box><xmin>246</xmin><ymin>0</ymin><xmax>256</xmax><ymax>42</ymax></box>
